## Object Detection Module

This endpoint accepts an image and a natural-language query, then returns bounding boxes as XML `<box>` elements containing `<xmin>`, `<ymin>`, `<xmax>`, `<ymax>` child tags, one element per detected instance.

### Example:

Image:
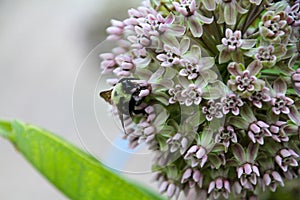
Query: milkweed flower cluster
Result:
<box><xmin>100</xmin><ymin>0</ymin><xmax>300</xmax><ymax>199</ymax></box>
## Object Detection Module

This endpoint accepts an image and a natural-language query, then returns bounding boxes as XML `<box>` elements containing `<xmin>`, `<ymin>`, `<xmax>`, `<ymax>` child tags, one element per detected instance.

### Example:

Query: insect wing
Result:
<box><xmin>99</xmin><ymin>89</ymin><xmax>113</xmax><ymax>104</ymax></box>
<box><xmin>118</xmin><ymin>111</ymin><xmax>127</xmax><ymax>134</ymax></box>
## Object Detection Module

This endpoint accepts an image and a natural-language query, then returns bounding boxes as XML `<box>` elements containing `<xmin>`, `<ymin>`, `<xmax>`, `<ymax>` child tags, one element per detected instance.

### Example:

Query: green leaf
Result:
<box><xmin>156</xmin><ymin>134</ymin><xmax>169</xmax><ymax>152</ymax></box>
<box><xmin>208</xmin><ymin>154</ymin><xmax>222</xmax><ymax>169</ymax></box>
<box><xmin>231</xmin><ymin>49</ymin><xmax>244</xmax><ymax>64</ymax></box>
<box><xmin>203</xmin><ymin>81</ymin><xmax>227</xmax><ymax>99</ymax></box>
<box><xmin>218</xmin><ymin>48</ymin><xmax>231</xmax><ymax>64</ymax></box>
<box><xmin>211</xmin><ymin>143</ymin><xmax>226</xmax><ymax>153</ymax></box>
<box><xmin>232</xmin><ymin>143</ymin><xmax>246</xmax><ymax>163</ymax></box>
<box><xmin>0</xmin><ymin>120</ymin><xmax>165</xmax><ymax>200</ymax></box>
<box><xmin>246</xmin><ymin>143</ymin><xmax>259</xmax><ymax>162</ymax></box>
<box><xmin>228</xmin><ymin>116</ymin><xmax>249</xmax><ymax>130</ymax></box>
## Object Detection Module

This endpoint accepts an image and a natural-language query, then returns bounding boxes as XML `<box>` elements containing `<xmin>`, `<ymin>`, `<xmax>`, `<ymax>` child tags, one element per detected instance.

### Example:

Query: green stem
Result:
<box><xmin>243</xmin><ymin>3</ymin><xmax>265</xmax><ymax>33</ymax></box>
<box><xmin>199</xmin><ymin>38</ymin><xmax>214</xmax><ymax>56</ymax></box>
<box><xmin>202</xmin><ymin>32</ymin><xmax>218</xmax><ymax>56</ymax></box>
<box><xmin>261</xmin><ymin>69</ymin><xmax>281</xmax><ymax>76</ymax></box>
<box><xmin>155</xmin><ymin>1</ymin><xmax>173</xmax><ymax>13</ymax></box>
<box><xmin>187</xmin><ymin>32</ymin><xmax>215</xmax><ymax>56</ymax></box>
<box><xmin>242</xmin><ymin>4</ymin><xmax>255</xmax><ymax>33</ymax></box>
<box><xmin>247</xmin><ymin>31</ymin><xmax>260</xmax><ymax>39</ymax></box>
<box><xmin>211</xmin><ymin>13</ymin><xmax>223</xmax><ymax>43</ymax></box>
<box><xmin>203</xmin><ymin>25</ymin><xmax>217</xmax><ymax>44</ymax></box>
<box><xmin>163</xmin><ymin>4</ymin><xmax>172</xmax><ymax>13</ymax></box>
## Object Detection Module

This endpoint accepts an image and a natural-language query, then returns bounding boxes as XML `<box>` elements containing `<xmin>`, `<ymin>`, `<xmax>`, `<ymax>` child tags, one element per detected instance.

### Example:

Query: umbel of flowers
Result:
<box><xmin>100</xmin><ymin>0</ymin><xmax>300</xmax><ymax>199</ymax></box>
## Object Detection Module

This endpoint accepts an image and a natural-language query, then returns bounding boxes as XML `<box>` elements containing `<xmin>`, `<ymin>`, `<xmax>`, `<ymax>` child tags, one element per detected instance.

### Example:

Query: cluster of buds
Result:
<box><xmin>100</xmin><ymin>0</ymin><xmax>300</xmax><ymax>199</ymax></box>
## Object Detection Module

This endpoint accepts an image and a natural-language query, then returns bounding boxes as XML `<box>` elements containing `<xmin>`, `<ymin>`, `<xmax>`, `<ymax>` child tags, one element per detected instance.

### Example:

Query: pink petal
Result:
<box><xmin>232</xmin><ymin>107</ymin><xmax>240</xmax><ymax>115</ymax></box>
<box><xmin>273</xmin><ymin>78</ymin><xmax>287</xmax><ymax>94</ymax></box>
<box><xmin>270</xmin><ymin>125</ymin><xmax>279</xmax><ymax>133</ymax></box>
<box><xmin>275</xmin><ymin>155</ymin><xmax>282</xmax><ymax>166</ymax></box>
<box><xmin>292</xmin><ymin>73</ymin><xmax>300</xmax><ymax>81</ymax></box>
<box><xmin>224</xmin><ymin>3</ymin><xmax>237</xmax><ymax>25</ymax></box>
<box><xmin>247</xmin><ymin>60</ymin><xmax>262</xmax><ymax>76</ymax></box>
<box><xmin>281</xmin><ymin>165</ymin><xmax>288</xmax><ymax>172</ymax></box>
<box><xmin>250</xmin><ymin>123</ymin><xmax>261</xmax><ymax>133</ymax></box>
<box><xmin>188</xmin><ymin>16</ymin><xmax>203</xmax><ymax>37</ymax></box>
<box><xmin>257</xmin><ymin>137</ymin><xmax>264</xmax><ymax>145</ymax></box>
<box><xmin>272</xmin><ymin>171</ymin><xmax>283</xmax><ymax>184</ymax></box>
<box><xmin>196</xmin><ymin>147</ymin><xmax>206</xmax><ymax>159</ymax></box>
<box><xmin>253</xmin><ymin>101</ymin><xmax>262</xmax><ymax>108</ymax></box>
<box><xmin>225</xmin><ymin>28</ymin><xmax>233</xmax><ymax>38</ymax></box>
<box><xmin>224</xmin><ymin>180</ymin><xmax>231</xmax><ymax>192</ymax></box>
<box><xmin>222</xmin><ymin>38</ymin><xmax>228</xmax><ymax>46</ymax></box>
<box><xmin>272</xmin><ymin>107</ymin><xmax>281</xmax><ymax>115</ymax></box>
<box><xmin>188</xmin><ymin>145</ymin><xmax>199</xmax><ymax>154</ymax></box>
<box><xmin>281</xmin><ymin>149</ymin><xmax>291</xmax><ymax>157</ymax></box>
<box><xmin>227</xmin><ymin>62</ymin><xmax>243</xmax><ymax>76</ymax></box>
<box><xmin>193</xmin><ymin>170</ymin><xmax>202</xmax><ymax>182</ymax></box>
<box><xmin>191</xmin><ymin>159</ymin><xmax>199</xmax><ymax>168</ymax></box>
<box><xmin>281</xmin><ymin>106</ymin><xmax>290</xmax><ymax>114</ymax></box>
<box><xmin>182</xmin><ymin>168</ymin><xmax>192</xmax><ymax>183</ymax></box>
<box><xmin>167</xmin><ymin>183</ymin><xmax>176</xmax><ymax>197</ymax></box>
<box><xmin>200</xmin><ymin>155</ymin><xmax>208</xmax><ymax>167</ymax></box>
<box><xmin>250</xmin><ymin>174</ymin><xmax>257</xmax><ymax>184</ymax></box>
<box><xmin>165</xmin><ymin>13</ymin><xmax>175</xmax><ymax>24</ymax></box>
<box><xmin>208</xmin><ymin>181</ymin><xmax>215</xmax><ymax>193</ymax></box>
<box><xmin>159</xmin><ymin>181</ymin><xmax>168</xmax><ymax>193</ymax></box>
<box><xmin>216</xmin><ymin>178</ymin><xmax>223</xmax><ymax>189</ymax></box>
<box><xmin>240</xmin><ymin>176</ymin><xmax>247</xmax><ymax>186</ymax></box>
<box><xmin>263</xmin><ymin>174</ymin><xmax>271</xmax><ymax>185</ymax></box>
<box><xmin>290</xmin><ymin>158</ymin><xmax>298</xmax><ymax>166</ymax></box>
<box><xmin>244</xmin><ymin>163</ymin><xmax>252</xmax><ymax>175</ymax></box>
<box><xmin>144</xmin><ymin>126</ymin><xmax>155</xmax><ymax>135</ymax></box>
<box><xmin>237</xmin><ymin>167</ymin><xmax>243</xmax><ymax>178</ymax></box>
<box><xmin>289</xmin><ymin>149</ymin><xmax>299</xmax><ymax>157</ymax></box>
<box><xmin>179</xmin><ymin>37</ymin><xmax>190</xmax><ymax>54</ymax></box>
<box><xmin>248</xmin><ymin>131</ymin><xmax>256</xmax><ymax>143</ymax></box>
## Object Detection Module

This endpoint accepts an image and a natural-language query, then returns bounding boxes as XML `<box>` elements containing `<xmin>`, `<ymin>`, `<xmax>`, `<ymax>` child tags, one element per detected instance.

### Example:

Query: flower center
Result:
<box><xmin>289</xmin><ymin>12</ymin><xmax>299</xmax><ymax>21</ymax></box>
<box><xmin>220</xmin><ymin>130</ymin><xmax>233</xmax><ymax>141</ymax></box>
<box><xmin>275</xmin><ymin>97</ymin><xmax>287</xmax><ymax>109</ymax></box>
<box><xmin>229</xmin><ymin>36</ymin><xmax>238</xmax><ymax>46</ymax></box>
<box><xmin>282</xmin><ymin>157</ymin><xmax>293</xmax><ymax>166</ymax></box>
<box><xmin>257</xmin><ymin>47</ymin><xmax>274</xmax><ymax>61</ymax></box>
<box><xmin>236</xmin><ymin>73</ymin><xmax>254</xmax><ymax>91</ymax></box>
<box><xmin>252</xmin><ymin>91</ymin><xmax>263</xmax><ymax>101</ymax></box>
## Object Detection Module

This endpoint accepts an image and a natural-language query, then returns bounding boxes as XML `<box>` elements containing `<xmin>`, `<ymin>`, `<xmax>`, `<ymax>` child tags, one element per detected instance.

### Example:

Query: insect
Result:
<box><xmin>100</xmin><ymin>78</ymin><xmax>151</xmax><ymax>133</ymax></box>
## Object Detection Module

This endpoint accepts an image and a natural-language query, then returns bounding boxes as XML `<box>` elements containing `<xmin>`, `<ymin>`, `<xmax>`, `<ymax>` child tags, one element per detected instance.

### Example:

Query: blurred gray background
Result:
<box><xmin>0</xmin><ymin>0</ymin><xmax>157</xmax><ymax>199</ymax></box>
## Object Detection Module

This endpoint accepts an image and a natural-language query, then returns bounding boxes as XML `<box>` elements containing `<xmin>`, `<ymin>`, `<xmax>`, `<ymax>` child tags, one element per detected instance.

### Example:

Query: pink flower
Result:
<box><xmin>270</xmin><ymin>121</ymin><xmax>289</xmax><ymax>143</ymax></box>
<box><xmin>222</xmin><ymin>29</ymin><xmax>243</xmax><ymax>51</ymax></box>
<box><xmin>227</xmin><ymin>61</ymin><xmax>264</xmax><ymax>98</ymax></box>
<box><xmin>263</xmin><ymin>171</ymin><xmax>284</xmax><ymax>192</ymax></box>
<box><xmin>181</xmin><ymin>168</ymin><xmax>203</xmax><ymax>188</ymax></box>
<box><xmin>184</xmin><ymin>145</ymin><xmax>208</xmax><ymax>168</ymax></box>
<box><xmin>202</xmin><ymin>100</ymin><xmax>223</xmax><ymax>121</ymax></box>
<box><xmin>221</xmin><ymin>93</ymin><xmax>244</xmax><ymax>116</ymax></box>
<box><xmin>285</xmin><ymin>3</ymin><xmax>300</xmax><ymax>26</ymax></box>
<box><xmin>173</xmin><ymin>0</ymin><xmax>213</xmax><ymax>37</ymax></box>
<box><xmin>275</xmin><ymin>148</ymin><xmax>299</xmax><ymax>172</ymax></box>
<box><xmin>292</xmin><ymin>68</ymin><xmax>300</xmax><ymax>95</ymax></box>
<box><xmin>248</xmin><ymin>121</ymin><xmax>272</xmax><ymax>145</ymax></box>
<box><xmin>248</xmin><ymin>87</ymin><xmax>271</xmax><ymax>108</ymax></box>
<box><xmin>237</xmin><ymin>163</ymin><xmax>260</xmax><ymax>190</ymax></box>
<box><xmin>215</xmin><ymin>126</ymin><xmax>238</xmax><ymax>147</ymax></box>
<box><xmin>270</xmin><ymin>78</ymin><xmax>294</xmax><ymax>115</ymax></box>
<box><xmin>208</xmin><ymin>177</ymin><xmax>231</xmax><ymax>199</ymax></box>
